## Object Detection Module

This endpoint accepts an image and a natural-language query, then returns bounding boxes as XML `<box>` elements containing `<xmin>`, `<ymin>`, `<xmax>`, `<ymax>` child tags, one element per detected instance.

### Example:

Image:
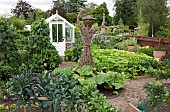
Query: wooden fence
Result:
<box><xmin>126</xmin><ymin>35</ymin><xmax>170</xmax><ymax>52</ymax></box>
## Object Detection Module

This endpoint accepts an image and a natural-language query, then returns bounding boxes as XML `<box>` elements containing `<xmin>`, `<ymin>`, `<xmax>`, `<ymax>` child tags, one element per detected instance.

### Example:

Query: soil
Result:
<box><xmin>97</xmin><ymin>84</ymin><xmax>125</xmax><ymax>98</ymax></box>
<box><xmin>1</xmin><ymin>62</ymin><xmax>170</xmax><ymax>112</ymax></box>
<box><xmin>59</xmin><ymin>61</ymin><xmax>77</xmax><ymax>68</ymax></box>
<box><xmin>106</xmin><ymin>76</ymin><xmax>170</xmax><ymax>112</ymax></box>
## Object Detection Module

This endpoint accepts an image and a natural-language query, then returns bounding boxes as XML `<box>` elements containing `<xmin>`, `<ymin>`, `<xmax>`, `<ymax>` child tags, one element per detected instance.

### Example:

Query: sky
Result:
<box><xmin>0</xmin><ymin>0</ymin><xmax>115</xmax><ymax>17</ymax></box>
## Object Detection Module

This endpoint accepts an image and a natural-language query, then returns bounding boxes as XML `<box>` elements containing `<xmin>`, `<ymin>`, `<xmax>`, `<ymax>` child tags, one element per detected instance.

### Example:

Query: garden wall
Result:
<box><xmin>126</xmin><ymin>35</ymin><xmax>170</xmax><ymax>52</ymax></box>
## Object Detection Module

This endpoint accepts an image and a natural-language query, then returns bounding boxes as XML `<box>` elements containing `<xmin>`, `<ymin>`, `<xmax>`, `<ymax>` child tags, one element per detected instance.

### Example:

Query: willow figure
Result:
<box><xmin>77</xmin><ymin>12</ymin><xmax>105</xmax><ymax>67</ymax></box>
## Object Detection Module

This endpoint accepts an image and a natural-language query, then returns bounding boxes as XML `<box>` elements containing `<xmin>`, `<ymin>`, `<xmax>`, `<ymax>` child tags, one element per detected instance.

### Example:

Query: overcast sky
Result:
<box><xmin>0</xmin><ymin>0</ymin><xmax>115</xmax><ymax>17</ymax></box>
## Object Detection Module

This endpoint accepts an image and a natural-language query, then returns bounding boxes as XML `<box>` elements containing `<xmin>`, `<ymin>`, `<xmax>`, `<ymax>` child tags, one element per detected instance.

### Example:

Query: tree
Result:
<box><xmin>137</xmin><ymin>0</ymin><xmax>168</xmax><ymax>37</ymax></box>
<box><xmin>11</xmin><ymin>0</ymin><xmax>34</xmax><ymax>19</ymax></box>
<box><xmin>27</xmin><ymin>8</ymin><xmax>48</xmax><ymax>24</ymax></box>
<box><xmin>92</xmin><ymin>2</ymin><xmax>113</xmax><ymax>26</ymax></box>
<box><xmin>50</xmin><ymin>5</ymin><xmax>66</xmax><ymax>18</ymax></box>
<box><xmin>66</xmin><ymin>2</ymin><xmax>98</xmax><ymax>24</ymax></box>
<box><xmin>136</xmin><ymin>4</ymin><xmax>149</xmax><ymax>36</ymax></box>
<box><xmin>51</xmin><ymin>0</ymin><xmax>87</xmax><ymax>15</ymax></box>
<box><xmin>50</xmin><ymin>0</ymin><xmax>67</xmax><ymax>17</ymax></box>
<box><xmin>80</xmin><ymin>2</ymin><xmax>98</xmax><ymax>17</ymax></box>
<box><xmin>114</xmin><ymin>0</ymin><xmax>137</xmax><ymax>26</ymax></box>
<box><xmin>66</xmin><ymin>12</ymin><xmax>77</xmax><ymax>23</ymax></box>
<box><xmin>156</xmin><ymin>16</ymin><xmax>170</xmax><ymax>38</ymax></box>
<box><xmin>69</xmin><ymin>0</ymin><xmax>87</xmax><ymax>13</ymax></box>
<box><xmin>8</xmin><ymin>15</ymin><xmax>26</xmax><ymax>30</ymax></box>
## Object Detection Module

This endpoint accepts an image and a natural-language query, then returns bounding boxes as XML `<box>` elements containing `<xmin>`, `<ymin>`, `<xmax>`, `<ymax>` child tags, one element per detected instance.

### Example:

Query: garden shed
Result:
<box><xmin>46</xmin><ymin>13</ymin><xmax>75</xmax><ymax>56</ymax></box>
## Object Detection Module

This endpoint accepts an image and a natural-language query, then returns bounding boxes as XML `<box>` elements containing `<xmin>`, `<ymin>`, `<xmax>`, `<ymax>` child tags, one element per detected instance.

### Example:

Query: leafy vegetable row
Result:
<box><xmin>92</xmin><ymin>49</ymin><xmax>159</xmax><ymax>78</ymax></box>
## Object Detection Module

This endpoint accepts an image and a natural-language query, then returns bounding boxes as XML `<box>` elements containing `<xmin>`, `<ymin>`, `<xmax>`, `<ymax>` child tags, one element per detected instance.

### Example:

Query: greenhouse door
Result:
<box><xmin>50</xmin><ymin>23</ymin><xmax>66</xmax><ymax>56</ymax></box>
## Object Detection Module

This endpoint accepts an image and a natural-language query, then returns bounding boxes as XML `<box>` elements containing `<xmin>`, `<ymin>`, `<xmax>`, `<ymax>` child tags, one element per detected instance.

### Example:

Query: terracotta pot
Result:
<box><xmin>153</xmin><ymin>51</ymin><xmax>166</xmax><ymax>60</ymax></box>
<box><xmin>127</xmin><ymin>46</ymin><xmax>135</xmax><ymax>51</ymax></box>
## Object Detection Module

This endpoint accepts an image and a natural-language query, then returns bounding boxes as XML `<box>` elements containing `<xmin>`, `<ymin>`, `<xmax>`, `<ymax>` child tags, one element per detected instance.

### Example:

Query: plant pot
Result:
<box><xmin>153</xmin><ymin>51</ymin><xmax>166</xmax><ymax>60</ymax></box>
<box><xmin>127</xmin><ymin>46</ymin><xmax>135</xmax><ymax>51</ymax></box>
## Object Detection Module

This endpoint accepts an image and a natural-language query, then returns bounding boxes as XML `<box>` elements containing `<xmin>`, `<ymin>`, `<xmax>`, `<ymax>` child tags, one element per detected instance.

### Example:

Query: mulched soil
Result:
<box><xmin>106</xmin><ymin>76</ymin><xmax>170</xmax><ymax>112</ymax></box>
<box><xmin>59</xmin><ymin>61</ymin><xmax>77</xmax><ymax>68</ymax></box>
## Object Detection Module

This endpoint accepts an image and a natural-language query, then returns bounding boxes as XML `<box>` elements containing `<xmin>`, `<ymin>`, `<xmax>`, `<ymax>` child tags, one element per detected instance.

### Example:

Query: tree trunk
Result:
<box><xmin>78</xmin><ymin>37</ymin><xmax>94</xmax><ymax>67</ymax></box>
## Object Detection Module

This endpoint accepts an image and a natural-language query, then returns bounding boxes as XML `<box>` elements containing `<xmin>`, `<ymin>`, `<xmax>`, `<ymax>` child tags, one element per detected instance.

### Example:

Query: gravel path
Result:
<box><xmin>107</xmin><ymin>76</ymin><xmax>170</xmax><ymax>112</ymax></box>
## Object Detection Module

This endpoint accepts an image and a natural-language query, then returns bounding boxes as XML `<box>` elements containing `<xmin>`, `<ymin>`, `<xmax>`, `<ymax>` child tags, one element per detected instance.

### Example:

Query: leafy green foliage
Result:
<box><xmin>96</xmin><ymin>72</ymin><xmax>124</xmax><ymax>89</ymax></box>
<box><xmin>7</xmin><ymin>66</ymin><xmax>121</xmax><ymax>111</ymax></box>
<box><xmin>91</xmin><ymin>31</ymin><xmax>108</xmax><ymax>45</ymax></box>
<box><xmin>64</xmin><ymin>45</ymin><xmax>83</xmax><ymax>62</ymax></box>
<box><xmin>79</xmin><ymin>2</ymin><xmax>98</xmax><ymax>18</ymax></box>
<box><xmin>79</xmin><ymin>83</ymin><xmax>116</xmax><ymax>112</ymax></box>
<box><xmin>147</xmin><ymin>60</ymin><xmax>170</xmax><ymax>80</ymax></box>
<box><xmin>27</xmin><ymin>9</ymin><xmax>48</xmax><ymax>25</ymax></box>
<box><xmin>92</xmin><ymin>48</ymin><xmax>158</xmax><ymax>78</ymax></box>
<box><xmin>0</xmin><ymin>81</ymin><xmax>10</xmax><ymax>100</ymax></box>
<box><xmin>11</xmin><ymin>0</ymin><xmax>34</xmax><ymax>19</ymax></box>
<box><xmin>53</xmin><ymin>66</ymin><xmax>124</xmax><ymax>92</ymax></box>
<box><xmin>0</xmin><ymin>18</ymin><xmax>20</xmax><ymax>81</ymax></box>
<box><xmin>27</xmin><ymin>18</ymin><xmax>62</xmax><ymax>72</ymax></box>
<box><xmin>8</xmin><ymin>17</ymin><xmax>26</xmax><ymax>30</ymax></box>
<box><xmin>114</xmin><ymin>0</ymin><xmax>137</xmax><ymax>26</ymax></box>
<box><xmin>92</xmin><ymin>2</ymin><xmax>113</xmax><ymax>26</ymax></box>
<box><xmin>153</xmin><ymin>46</ymin><xmax>166</xmax><ymax>51</ymax></box>
<box><xmin>111</xmin><ymin>19</ymin><xmax>130</xmax><ymax>36</ymax></box>
<box><xmin>66</xmin><ymin>12</ymin><xmax>77</xmax><ymax>23</ymax></box>
<box><xmin>9</xmin><ymin>68</ymin><xmax>37</xmax><ymax>111</ymax></box>
<box><xmin>156</xmin><ymin>15</ymin><xmax>170</xmax><ymax>38</ymax></box>
<box><xmin>135</xmin><ymin>46</ymin><xmax>154</xmax><ymax>57</ymax></box>
<box><xmin>109</xmin><ymin>36</ymin><xmax>126</xmax><ymax>46</ymax></box>
<box><xmin>69</xmin><ymin>0</ymin><xmax>87</xmax><ymax>13</ymax></box>
<box><xmin>35</xmin><ymin>72</ymin><xmax>83</xmax><ymax>112</ymax></box>
<box><xmin>114</xmin><ymin>38</ymin><xmax>137</xmax><ymax>50</ymax></box>
<box><xmin>144</xmin><ymin>82</ymin><xmax>170</xmax><ymax>108</ymax></box>
<box><xmin>137</xmin><ymin>0</ymin><xmax>168</xmax><ymax>36</ymax></box>
<box><xmin>65</xmin><ymin>30</ymin><xmax>83</xmax><ymax>62</ymax></box>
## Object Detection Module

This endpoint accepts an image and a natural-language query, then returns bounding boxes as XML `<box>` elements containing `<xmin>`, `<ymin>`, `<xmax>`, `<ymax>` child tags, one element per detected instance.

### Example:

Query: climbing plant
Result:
<box><xmin>27</xmin><ymin>18</ymin><xmax>62</xmax><ymax>73</ymax></box>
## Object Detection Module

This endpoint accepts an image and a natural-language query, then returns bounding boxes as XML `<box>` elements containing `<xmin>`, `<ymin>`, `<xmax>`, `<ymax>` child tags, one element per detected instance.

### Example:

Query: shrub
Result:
<box><xmin>163</xmin><ymin>52</ymin><xmax>170</xmax><ymax>60</ymax></box>
<box><xmin>143</xmin><ymin>82</ymin><xmax>170</xmax><ymax>112</ymax></box>
<box><xmin>135</xmin><ymin>46</ymin><xmax>154</xmax><ymax>57</ymax></box>
<box><xmin>8</xmin><ymin>17</ymin><xmax>26</xmax><ymax>30</ymax></box>
<box><xmin>64</xmin><ymin>45</ymin><xmax>83</xmax><ymax>62</ymax></box>
<box><xmin>109</xmin><ymin>36</ymin><xmax>126</xmax><ymax>46</ymax></box>
<box><xmin>147</xmin><ymin>60</ymin><xmax>170</xmax><ymax>80</ymax></box>
<box><xmin>114</xmin><ymin>38</ymin><xmax>137</xmax><ymax>50</ymax></box>
<box><xmin>0</xmin><ymin>18</ymin><xmax>20</xmax><ymax>81</ymax></box>
<box><xmin>91</xmin><ymin>31</ymin><xmax>106</xmax><ymax>45</ymax></box>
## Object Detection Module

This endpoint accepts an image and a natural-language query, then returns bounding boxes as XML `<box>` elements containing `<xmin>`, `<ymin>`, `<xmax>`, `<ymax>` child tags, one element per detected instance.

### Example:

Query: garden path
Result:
<box><xmin>107</xmin><ymin>76</ymin><xmax>170</xmax><ymax>112</ymax></box>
